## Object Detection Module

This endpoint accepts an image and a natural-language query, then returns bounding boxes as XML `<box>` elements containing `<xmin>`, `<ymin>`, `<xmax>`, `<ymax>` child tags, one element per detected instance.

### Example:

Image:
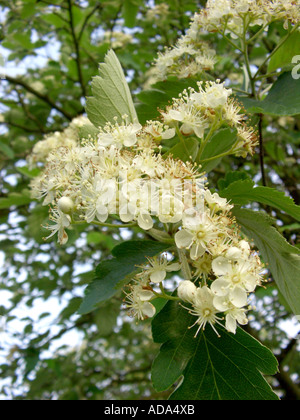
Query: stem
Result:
<box><xmin>5</xmin><ymin>75</ymin><xmax>76</xmax><ymax>120</ymax></box>
<box><xmin>258</xmin><ymin>113</ymin><xmax>267</xmax><ymax>186</ymax></box>
<box><xmin>175</xmin><ymin>125</ymin><xmax>190</xmax><ymax>158</ymax></box>
<box><xmin>196</xmin><ymin>118</ymin><xmax>221</xmax><ymax>162</ymax></box>
<box><xmin>199</xmin><ymin>148</ymin><xmax>233</xmax><ymax>163</ymax></box>
<box><xmin>217</xmin><ymin>29</ymin><xmax>243</xmax><ymax>53</ymax></box>
<box><xmin>177</xmin><ymin>248</ymin><xmax>192</xmax><ymax>280</ymax></box>
<box><xmin>152</xmin><ymin>287</ymin><xmax>180</xmax><ymax>302</ymax></box>
<box><xmin>242</xmin><ymin>23</ymin><xmax>256</xmax><ymax>98</ymax></box>
<box><xmin>67</xmin><ymin>0</ymin><xmax>87</xmax><ymax>98</ymax></box>
<box><xmin>72</xmin><ymin>219</ymin><xmax>136</xmax><ymax>229</ymax></box>
<box><xmin>253</xmin><ymin>25</ymin><xmax>299</xmax><ymax>80</ymax></box>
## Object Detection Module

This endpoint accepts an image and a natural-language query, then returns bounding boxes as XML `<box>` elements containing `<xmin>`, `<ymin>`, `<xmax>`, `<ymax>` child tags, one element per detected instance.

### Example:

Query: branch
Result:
<box><xmin>78</xmin><ymin>3</ymin><xmax>102</xmax><ymax>42</ymax></box>
<box><xmin>4</xmin><ymin>75</ymin><xmax>74</xmax><ymax>121</ymax></box>
<box><xmin>0</xmin><ymin>121</ymin><xmax>50</xmax><ymax>134</ymax></box>
<box><xmin>67</xmin><ymin>0</ymin><xmax>87</xmax><ymax>98</ymax></box>
<box><xmin>258</xmin><ymin>113</ymin><xmax>267</xmax><ymax>186</ymax></box>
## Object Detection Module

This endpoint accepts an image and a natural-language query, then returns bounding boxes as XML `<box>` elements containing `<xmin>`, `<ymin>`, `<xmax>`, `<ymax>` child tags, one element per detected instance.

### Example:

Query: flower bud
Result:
<box><xmin>57</xmin><ymin>196</ymin><xmax>74</xmax><ymax>214</ymax></box>
<box><xmin>177</xmin><ymin>280</ymin><xmax>197</xmax><ymax>303</ymax></box>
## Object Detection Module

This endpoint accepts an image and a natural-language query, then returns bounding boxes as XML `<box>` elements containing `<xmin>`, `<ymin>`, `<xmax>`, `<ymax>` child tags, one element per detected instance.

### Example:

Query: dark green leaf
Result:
<box><xmin>219</xmin><ymin>179</ymin><xmax>300</xmax><ymax>221</ymax></box>
<box><xmin>78</xmin><ymin>241</ymin><xmax>168</xmax><ymax>314</ymax></box>
<box><xmin>268</xmin><ymin>31</ymin><xmax>300</xmax><ymax>73</ymax></box>
<box><xmin>233</xmin><ymin>208</ymin><xmax>300</xmax><ymax>315</ymax></box>
<box><xmin>0</xmin><ymin>192</ymin><xmax>32</xmax><ymax>209</ymax></box>
<box><xmin>199</xmin><ymin>128</ymin><xmax>238</xmax><ymax>171</ymax></box>
<box><xmin>122</xmin><ymin>0</ymin><xmax>139</xmax><ymax>28</ymax></box>
<box><xmin>239</xmin><ymin>72</ymin><xmax>300</xmax><ymax>116</ymax></box>
<box><xmin>0</xmin><ymin>141</ymin><xmax>15</xmax><ymax>159</ymax></box>
<box><xmin>152</xmin><ymin>300</ymin><xmax>279</xmax><ymax>400</ymax></box>
<box><xmin>164</xmin><ymin>137</ymin><xmax>199</xmax><ymax>162</ymax></box>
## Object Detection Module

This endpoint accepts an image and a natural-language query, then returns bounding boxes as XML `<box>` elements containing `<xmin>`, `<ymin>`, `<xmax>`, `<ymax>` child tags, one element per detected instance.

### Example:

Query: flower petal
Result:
<box><xmin>212</xmin><ymin>256</ymin><xmax>232</xmax><ymax>276</ymax></box>
<box><xmin>150</xmin><ymin>270</ymin><xmax>166</xmax><ymax>283</ymax></box>
<box><xmin>175</xmin><ymin>229</ymin><xmax>194</xmax><ymax>249</ymax></box>
<box><xmin>230</xmin><ymin>286</ymin><xmax>248</xmax><ymax>308</ymax></box>
<box><xmin>142</xmin><ymin>302</ymin><xmax>156</xmax><ymax>318</ymax></box>
<box><xmin>211</xmin><ymin>279</ymin><xmax>230</xmax><ymax>297</ymax></box>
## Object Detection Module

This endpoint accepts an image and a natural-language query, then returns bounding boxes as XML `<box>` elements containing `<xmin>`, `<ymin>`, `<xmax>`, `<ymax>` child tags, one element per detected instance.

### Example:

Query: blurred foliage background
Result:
<box><xmin>0</xmin><ymin>0</ymin><xmax>299</xmax><ymax>400</ymax></box>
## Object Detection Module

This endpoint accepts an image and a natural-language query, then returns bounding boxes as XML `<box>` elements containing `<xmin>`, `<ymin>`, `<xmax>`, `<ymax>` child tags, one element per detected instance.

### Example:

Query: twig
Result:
<box><xmin>78</xmin><ymin>3</ymin><xmax>102</xmax><ymax>42</ymax></box>
<box><xmin>4</xmin><ymin>75</ymin><xmax>75</xmax><ymax>120</ymax></box>
<box><xmin>67</xmin><ymin>0</ymin><xmax>87</xmax><ymax>98</ymax></box>
<box><xmin>258</xmin><ymin>113</ymin><xmax>267</xmax><ymax>186</ymax></box>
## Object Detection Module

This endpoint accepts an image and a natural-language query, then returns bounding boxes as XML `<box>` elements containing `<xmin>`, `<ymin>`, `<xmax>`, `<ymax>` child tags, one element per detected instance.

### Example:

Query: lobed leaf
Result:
<box><xmin>233</xmin><ymin>208</ymin><xmax>300</xmax><ymax>315</ymax></box>
<box><xmin>151</xmin><ymin>300</ymin><xmax>279</xmax><ymax>400</ymax></box>
<box><xmin>86</xmin><ymin>50</ymin><xmax>138</xmax><ymax>128</ymax></box>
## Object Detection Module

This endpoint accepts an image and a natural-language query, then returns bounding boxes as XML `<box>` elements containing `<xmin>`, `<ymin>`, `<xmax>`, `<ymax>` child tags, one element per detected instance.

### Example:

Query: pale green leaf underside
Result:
<box><xmin>86</xmin><ymin>49</ymin><xmax>138</xmax><ymax>128</ymax></box>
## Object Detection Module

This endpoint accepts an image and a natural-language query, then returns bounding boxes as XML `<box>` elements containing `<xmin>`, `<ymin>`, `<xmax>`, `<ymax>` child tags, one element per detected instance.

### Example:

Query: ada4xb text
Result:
<box><xmin>103</xmin><ymin>404</ymin><xmax>195</xmax><ymax>417</ymax></box>
<box><xmin>148</xmin><ymin>405</ymin><xmax>195</xmax><ymax>415</ymax></box>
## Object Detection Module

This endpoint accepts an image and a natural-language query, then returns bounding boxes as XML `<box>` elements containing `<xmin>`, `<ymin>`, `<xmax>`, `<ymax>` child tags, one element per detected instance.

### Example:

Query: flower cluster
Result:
<box><xmin>30</xmin><ymin>113</ymin><xmax>206</xmax><ymax>243</ymax></box>
<box><xmin>28</xmin><ymin>115</ymin><xmax>89</xmax><ymax>166</ymax></box>
<box><xmin>125</xmin><ymin>255</ymin><xmax>181</xmax><ymax>320</ymax></box>
<box><xmin>29</xmin><ymin>81</ymin><xmax>262</xmax><ymax>336</ymax></box>
<box><xmin>102</xmin><ymin>31</ymin><xmax>133</xmax><ymax>49</ymax></box>
<box><xmin>154</xmin><ymin>40</ymin><xmax>216</xmax><ymax>81</ymax></box>
<box><xmin>176</xmin><ymin>206</ymin><xmax>263</xmax><ymax>335</ymax></box>
<box><xmin>162</xmin><ymin>80</ymin><xmax>257</xmax><ymax>157</ymax></box>
<box><xmin>194</xmin><ymin>0</ymin><xmax>300</xmax><ymax>37</ymax></box>
<box><xmin>152</xmin><ymin>0</ymin><xmax>300</xmax><ymax>81</ymax></box>
<box><xmin>126</xmin><ymin>188</ymin><xmax>263</xmax><ymax>334</ymax></box>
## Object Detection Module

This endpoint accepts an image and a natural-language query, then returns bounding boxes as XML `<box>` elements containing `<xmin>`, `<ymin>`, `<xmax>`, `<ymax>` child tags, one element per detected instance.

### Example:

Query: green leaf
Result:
<box><xmin>17</xmin><ymin>166</ymin><xmax>41</xmax><ymax>179</ymax></box>
<box><xmin>42</xmin><ymin>13</ymin><xmax>66</xmax><ymax>28</ymax></box>
<box><xmin>136</xmin><ymin>89</ymin><xmax>170</xmax><ymax>108</ymax></box>
<box><xmin>219</xmin><ymin>179</ymin><xmax>300</xmax><ymax>221</ymax></box>
<box><xmin>151</xmin><ymin>300</ymin><xmax>279</xmax><ymax>400</ymax></box>
<box><xmin>268</xmin><ymin>31</ymin><xmax>300</xmax><ymax>73</ymax></box>
<box><xmin>78</xmin><ymin>240</ymin><xmax>168</xmax><ymax>314</ymax></box>
<box><xmin>86</xmin><ymin>50</ymin><xmax>138</xmax><ymax>129</ymax></box>
<box><xmin>0</xmin><ymin>192</ymin><xmax>32</xmax><ymax>209</ymax></box>
<box><xmin>233</xmin><ymin>208</ymin><xmax>300</xmax><ymax>315</ymax></box>
<box><xmin>93</xmin><ymin>300</ymin><xmax>120</xmax><ymax>336</ymax></box>
<box><xmin>164</xmin><ymin>137</ymin><xmax>199</xmax><ymax>162</ymax></box>
<box><xmin>122</xmin><ymin>0</ymin><xmax>139</xmax><ymax>28</ymax></box>
<box><xmin>239</xmin><ymin>72</ymin><xmax>300</xmax><ymax>116</ymax></box>
<box><xmin>0</xmin><ymin>141</ymin><xmax>15</xmax><ymax>159</ymax></box>
<box><xmin>199</xmin><ymin>128</ymin><xmax>238</xmax><ymax>172</ymax></box>
<box><xmin>218</xmin><ymin>171</ymin><xmax>251</xmax><ymax>190</ymax></box>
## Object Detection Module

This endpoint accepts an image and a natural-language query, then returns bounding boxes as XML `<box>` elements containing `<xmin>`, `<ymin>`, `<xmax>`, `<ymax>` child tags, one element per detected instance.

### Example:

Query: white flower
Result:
<box><xmin>162</xmin><ymin>101</ymin><xmax>208</xmax><ymax>139</ymax></box>
<box><xmin>125</xmin><ymin>285</ymin><xmax>156</xmax><ymax>320</ymax></box>
<box><xmin>144</xmin><ymin>121</ymin><xmax>176</xmax><ymax>140</ymax></box>
<box><xmin>213</xmin><ymin>295</ymin><xmax>248</xmax><ymax>334</ymax></box>
<box><xmin>177</xmin><ymin>280</ymin><xmax>197</xmax><ymax>303</ymax></box>
<box><xmin>211</xmin><ymin>257</ymin><xmax>259</xmax><ymax>307</ymax></box>
<box><xmin>139</xmin><ymin>255</ymin><xmax>181</xmax><ymax>283</ymax></box>
<box><xmin>158</xmin><ymin>194</ymin><xmax>185</xmax><ymax>224</ymax></box>
<box><xmin>175</xmin><ymin>212</ymin><xmax>219</xmax><ymax>260</ymax></box>
<box><xmin>191</xmin><ymin>81</ymin><xmax>232</xmax><ymax>109</ymax></box>
<box><xmin>44</xmin><ymin>208</ymin><xmax>71</xmax><ymax>245</ymax></box>
<box><xmin>98</xmin><ymin>121</ymin><xmax>142</xmax><ymax>148</ymax></box>
<box><xmin>204</xmin><ymin>190</ymin><xmax>233</xmax><ymax>213</ymax></box>
<box><xmin>186</xmin><ymin>286</ymin><xmax>223</xmax><ymax>337</ymax></box>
